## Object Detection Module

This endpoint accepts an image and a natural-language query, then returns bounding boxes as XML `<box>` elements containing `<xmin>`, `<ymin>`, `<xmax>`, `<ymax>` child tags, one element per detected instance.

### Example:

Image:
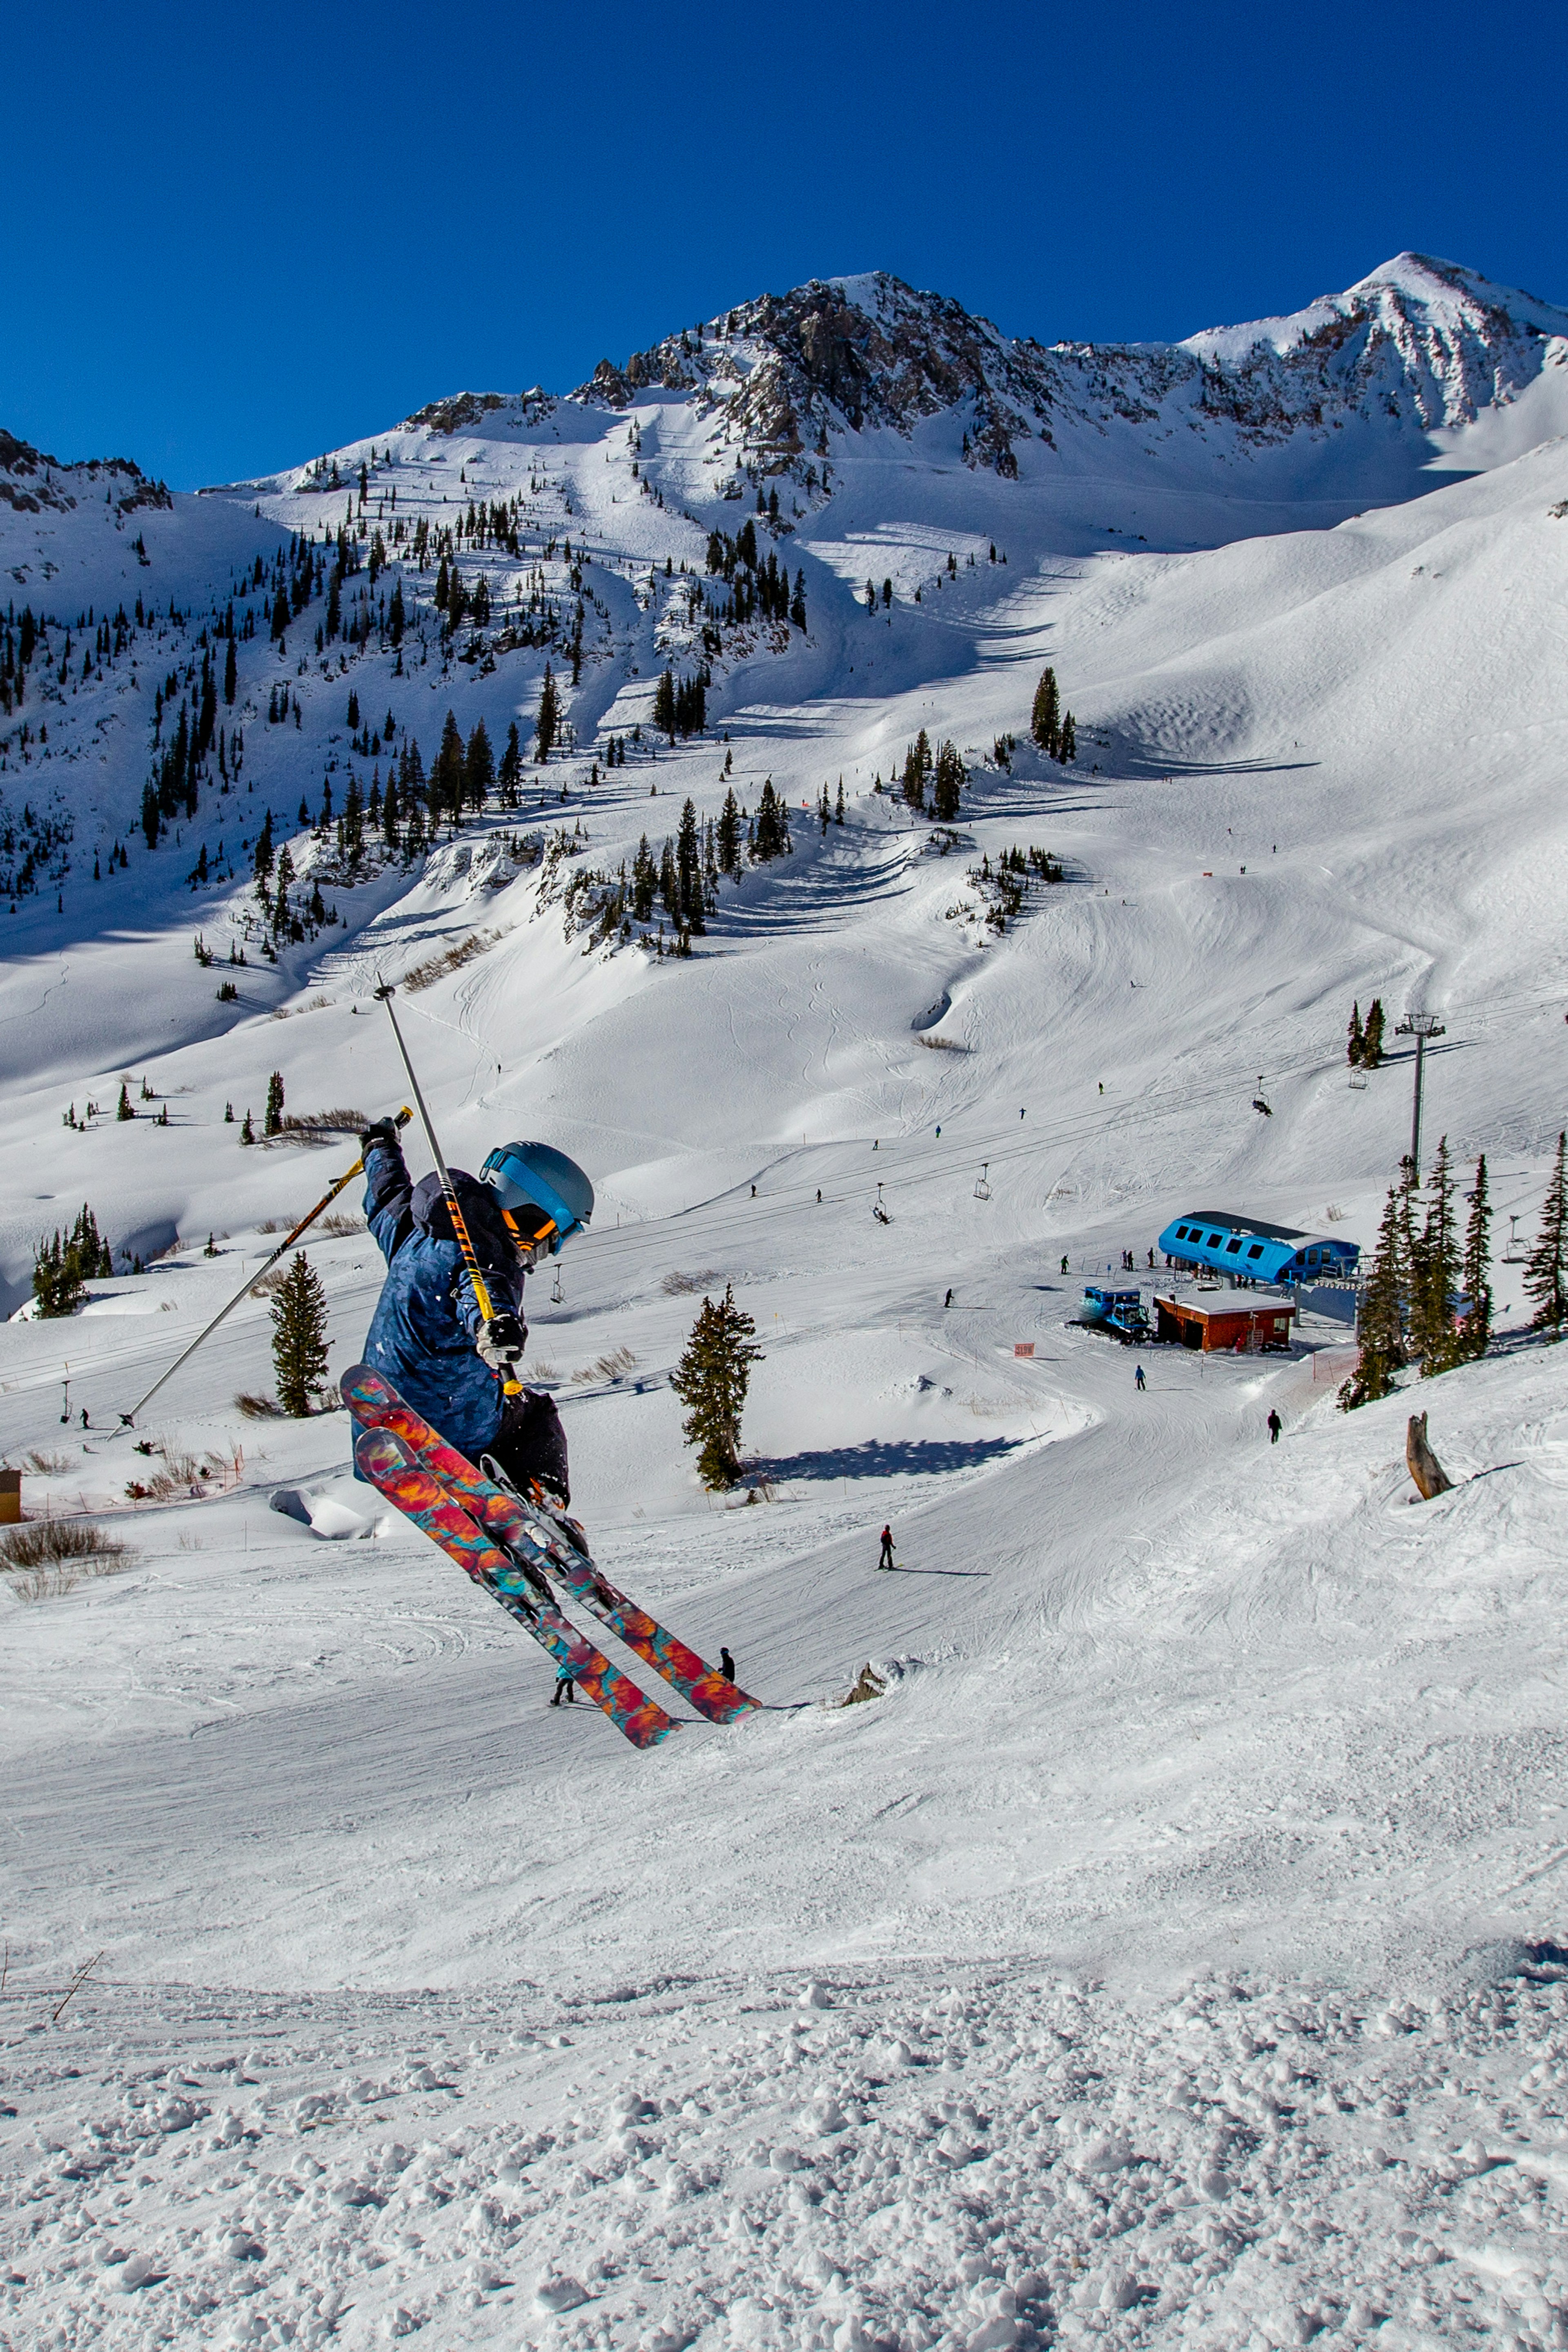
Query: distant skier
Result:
<box><xmin>1267</xmin><ymin>1409</ymin><xmax>1282</xmax><ymax>1445</ymax></box>
<box><xmin>1134</xmin><ymin>1364</ymin><xmax>1146</xmax><ymax>1392</ymax></box>
<box><xmin>550</xmin><ymin>1665</ymin><xmax>576</xmax><ymax>1706</ymax></box>
<box><xmin>719</xmin><ymin>1645</ymin><xmax>735</xmax><ymax>1682</ymax></box>
<box><xmin>358</xmin><ymin>1122</ymin><xmax>594</xmax><ymax>1507</ymax></box>
<box><xmin>878</xmin><ymin>1525</ymin><xmax>895</xmax><ymax>1571</ymax></box>
<box><xmin>944</xmin><ymin>1288</ymin><xmax>954</xmax><ymax>1309</ymax></box>
<box><xmin>1060</xmin><ymin>1255</ymin><xmax>1070</xmax><ymax>1275</ymax></box>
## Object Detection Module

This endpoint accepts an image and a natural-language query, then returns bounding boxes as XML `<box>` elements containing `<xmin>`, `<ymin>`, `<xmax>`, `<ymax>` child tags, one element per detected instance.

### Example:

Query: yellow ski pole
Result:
<box><xmin>374</xmin><ymin>984</ymin><xmax>523</xmax><ymax>1399</ymax></box>
<box><xmin>116</xmin><ymin>1108</ymin><xmax>411</xmax><ymax>1429</ymax></box>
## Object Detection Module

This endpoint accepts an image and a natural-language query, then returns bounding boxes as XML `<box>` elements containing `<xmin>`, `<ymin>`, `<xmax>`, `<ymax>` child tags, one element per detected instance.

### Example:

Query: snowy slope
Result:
<box><xmin>4</xmin><ymin>256</ymin><xmax>1568</xmax><ymax>2347</ymax></box>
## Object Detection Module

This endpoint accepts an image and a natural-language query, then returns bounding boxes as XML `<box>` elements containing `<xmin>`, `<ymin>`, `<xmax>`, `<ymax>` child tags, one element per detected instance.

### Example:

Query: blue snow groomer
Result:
<box><xmin>1156</xmin><ymin>1211</ymin><xmax>1359</xmax><ymax>1286</ymax></box>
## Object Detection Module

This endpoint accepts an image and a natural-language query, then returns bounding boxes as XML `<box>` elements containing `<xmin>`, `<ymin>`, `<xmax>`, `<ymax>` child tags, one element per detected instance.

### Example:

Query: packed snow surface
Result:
<box><xmin>3</xmin><ymin>255</ymin><xmax>1568</xmax><ymax>2347</ymax></box>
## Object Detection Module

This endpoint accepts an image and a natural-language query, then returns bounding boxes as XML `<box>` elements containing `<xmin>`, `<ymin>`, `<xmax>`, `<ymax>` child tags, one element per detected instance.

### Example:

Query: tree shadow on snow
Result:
<box><xmin>752</xmin><ymin>1433</ymin><xmax>1021</xmax><ymax>1483</ymax></box>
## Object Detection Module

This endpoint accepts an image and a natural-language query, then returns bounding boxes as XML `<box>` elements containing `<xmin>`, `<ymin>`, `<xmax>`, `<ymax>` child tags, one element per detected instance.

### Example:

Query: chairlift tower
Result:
<box><xmin>1394</xmin><ymin>1010</ymin><xmax>1445</xmax><ymax>1182</ymax></box>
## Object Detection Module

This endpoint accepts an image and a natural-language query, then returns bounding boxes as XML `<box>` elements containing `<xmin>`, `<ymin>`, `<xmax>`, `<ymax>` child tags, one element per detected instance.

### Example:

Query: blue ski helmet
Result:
<box><xmin>479</xmin><ymin>1141</ymin><xmax>594</xmax><ymax>1257</ymax></box>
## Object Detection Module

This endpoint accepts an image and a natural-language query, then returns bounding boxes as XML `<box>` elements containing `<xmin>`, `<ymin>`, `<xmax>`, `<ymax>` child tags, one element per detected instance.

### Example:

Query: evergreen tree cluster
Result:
<box><xmin>1340</xmin><ymin>1142</ymin><xmax>1494</xmax><ymax>1407</ymax></box>
<box><xmin>3</xmin><ymin>597</ymin><xmax>149</xmax><ymax>719</ymax></box>
<box><xmin>1029</xmin><ymin>668</ymin><xmax>1077</xmax><ymax>763</ymax></box>
<box><xmin>32</xmin><ymin>1202</ymin><xmax>114</xmax><ymax>1316</ymax></box>
<box><xmin>704</xmin><ymin>522</ymin><xmax>807</xmax><ymax>631</ymax></box>
<box><xmin>1347</xmin><ymin>998</ymin><xmax>1386</xmax><ymax>1068</ymax></box>
<box><xmin>651</xmin><ymin>666</ymin><xmax>709</xmax><ymax>742</ymax></box>
<box><xmin>670</xmin><ymin>1284</ymin><xmax>764</xmax><ymax>1488</ymax></box>
<box><xmin>0</xmin><ymin>791</ymin><xmax>74</xmax><ymax>907</ymax></box>
<box><xmin>898</xmin><ymin>731</ymin><xmax>967</xmax><ymax>820</ymax></box>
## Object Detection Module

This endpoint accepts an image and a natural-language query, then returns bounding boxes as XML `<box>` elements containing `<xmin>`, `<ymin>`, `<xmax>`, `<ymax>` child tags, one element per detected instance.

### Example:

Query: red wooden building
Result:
<box><xmin>1154</xmin><ymin>1293</ymin><xmax>1295</xmax><ymax>1353</ymax></box>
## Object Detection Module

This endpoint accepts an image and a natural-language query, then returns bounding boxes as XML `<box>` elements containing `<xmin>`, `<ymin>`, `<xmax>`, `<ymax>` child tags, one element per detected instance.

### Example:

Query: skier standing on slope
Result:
<box><xmin>357</xmin><ymin>1121</ymin><xmax>594</xmax><ymax>1506</ymax></box>
<box><xmin>550</xmin><ymin>1664</ymin><xmax>576</xmax><ymax>1706</ymax></box>
<box><xmin>1134</xmin><ymin>1364</ymin><xmax>1146</xmax><ymax>1392</ymax></box>
<box><xmin>878</xmin><ymin>1524</ymin><xmax>896</xmax><ymax>1571</ymax></box>
<box><xmin>1267</xmin><ymin>1409</ymin><xmax>1283</xmax><ymax>1445</ymax></box>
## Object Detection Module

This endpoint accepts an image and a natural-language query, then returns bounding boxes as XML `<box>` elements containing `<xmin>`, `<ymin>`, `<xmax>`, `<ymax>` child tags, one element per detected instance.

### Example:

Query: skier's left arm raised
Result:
<box><xmin>361</xmin><ymin>1120</ymin><xmax>415</xmax><ymax>1265</ymax></box>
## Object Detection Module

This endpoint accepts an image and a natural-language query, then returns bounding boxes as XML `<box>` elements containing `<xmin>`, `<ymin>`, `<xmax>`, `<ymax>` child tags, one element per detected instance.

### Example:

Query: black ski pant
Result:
<box><xmin>485</xmin><ymin>1387</ymin><xmax>570</xmax><ymax>1507</ymax></box>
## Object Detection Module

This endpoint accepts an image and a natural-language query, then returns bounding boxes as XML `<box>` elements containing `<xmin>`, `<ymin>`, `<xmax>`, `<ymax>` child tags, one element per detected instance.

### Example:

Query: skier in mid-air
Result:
<box><xmin>356</xmin><ymin>1120</ymin><xmax>595</xmax><ymax>1507</ymax></box>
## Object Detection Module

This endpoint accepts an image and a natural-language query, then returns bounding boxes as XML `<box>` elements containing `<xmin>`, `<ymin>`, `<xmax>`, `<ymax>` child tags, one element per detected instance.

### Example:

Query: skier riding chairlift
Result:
<box><xmin>357</xmin><ymin>1124</ymin><xmax>594</xmax><ymax>1511</ymax></box>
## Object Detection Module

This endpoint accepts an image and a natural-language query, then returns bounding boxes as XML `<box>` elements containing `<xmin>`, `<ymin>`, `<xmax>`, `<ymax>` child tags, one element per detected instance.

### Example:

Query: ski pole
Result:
<box><xmin>115</xmin><ymin>1108</ymin><xmax>412</xmax><ymax>1430</ymax></box>
<box><xmin>374</xmin><ymin>983</ymin><xmax>523</xmax><ymax>1399</ymax></box>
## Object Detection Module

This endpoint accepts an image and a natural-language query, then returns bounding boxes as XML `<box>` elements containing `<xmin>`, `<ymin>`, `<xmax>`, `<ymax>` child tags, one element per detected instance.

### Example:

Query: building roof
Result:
<box><xmin>1178</xmin><ymin>1211</ymin><xmax>1307</xmax><ymax>1241</ymax></box>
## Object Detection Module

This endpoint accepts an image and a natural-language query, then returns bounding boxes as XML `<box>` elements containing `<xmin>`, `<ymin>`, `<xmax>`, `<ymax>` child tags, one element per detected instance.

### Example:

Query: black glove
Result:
<box><xmin>359</xmin><ymin>1118</ymin><xmax>403</xmax><ymax>1155</ymax></box>
<box><xmin>477</xmin><ymin>1312</ymin><xmax>528</xmax><ymax>1373</ymax></box>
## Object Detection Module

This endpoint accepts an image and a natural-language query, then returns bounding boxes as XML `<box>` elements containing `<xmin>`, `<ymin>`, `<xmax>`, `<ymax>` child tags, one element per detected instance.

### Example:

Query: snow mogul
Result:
<box><xmin>357</xmin><ymin>1122</ymin><xmax>593</xmax><ymax>1507</ymax></box>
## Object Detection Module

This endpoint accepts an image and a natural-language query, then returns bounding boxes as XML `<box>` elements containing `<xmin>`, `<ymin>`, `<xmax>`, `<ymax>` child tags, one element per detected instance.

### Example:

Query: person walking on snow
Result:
<box><xmin>1134</xmin><ymin>1364</ymin><xmax>1146</xmax><ymax>1391</ymax></box>
<box><xmin>550</xmin><ymin>1665</ymin><xmax>576</xmax><ymax>1706</ymax></box>
<box><xmin>1267</xmin><ymin>1409</ymin><xmax>1283</xmax><ymax>1445</ymax></box>
<box><xmin>357</xmin><ymin>1122</ymin><xmax>594</xmax><ymax>1509</ymax></box>
<box><xmin>719</xmin><ymin>1646</ymin><xmax>735</xmax><ymax>1682</ymax></box>
<box><xmin>878</xmin><ymin>1524</ymin><xmax>896</xmax><ymax>1572</ymax></box>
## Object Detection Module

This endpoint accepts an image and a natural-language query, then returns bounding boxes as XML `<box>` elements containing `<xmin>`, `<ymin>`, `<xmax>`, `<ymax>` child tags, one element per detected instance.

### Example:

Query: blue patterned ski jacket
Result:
<box><xmin>357</xmin><ymin>1134</ymin><xmax>525</xmax><ymax>1466</ymax></box>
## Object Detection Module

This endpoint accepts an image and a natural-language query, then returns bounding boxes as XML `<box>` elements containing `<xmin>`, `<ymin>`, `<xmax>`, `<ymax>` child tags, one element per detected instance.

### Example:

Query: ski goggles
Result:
<box><xmin>480</xmin><ymin>1150</ymin><xmax>587</xmax><ymax>1256</ymax></box>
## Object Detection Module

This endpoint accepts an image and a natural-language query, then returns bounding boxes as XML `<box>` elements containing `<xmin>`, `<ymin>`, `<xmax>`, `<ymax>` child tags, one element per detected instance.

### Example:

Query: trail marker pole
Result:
<box><xmin>1395</xmin><ymin>1011</ymin><xmax>1446</xmax><ymax>1181</ymax></box>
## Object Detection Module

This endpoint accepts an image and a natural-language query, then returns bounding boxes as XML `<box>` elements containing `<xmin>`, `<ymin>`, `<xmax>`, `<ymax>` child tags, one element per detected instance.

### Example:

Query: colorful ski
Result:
<box><xmin>343</xmin><ymin>1363</ymin><xmax>760</xmax><ymax>1726</ymax></box>
<box><xmin>354</xmin><ymin>1425</ymin><xmax>680</xmax><ymax>1750</ymax></box>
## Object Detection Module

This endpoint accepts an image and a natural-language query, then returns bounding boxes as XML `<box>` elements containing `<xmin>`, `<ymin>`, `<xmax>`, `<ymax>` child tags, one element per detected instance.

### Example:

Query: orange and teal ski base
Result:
<box><xmin>352</xmin><ymin>1423</ymin><xmax>680</xmax><ymax>1749</ymax></box>
<box><xmin>344</xmin><ymin>1362</ymin><xmax>761</xmax><ymax>1740</ymax></box>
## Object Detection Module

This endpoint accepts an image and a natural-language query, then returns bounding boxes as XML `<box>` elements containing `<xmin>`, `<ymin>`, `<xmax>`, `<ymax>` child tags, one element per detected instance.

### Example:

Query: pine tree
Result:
<box><xmin>223</xmin><ymin>634</ymin><xmax>236</xmax><ymax>706</ymax></box>
<box><xmin>753</xmin><ymin>780</ymin><xmax>790</xmax><ymax>861</ymax></box>
<box><xmin>1362</xmin><ymin>998</ymin><xmax>1385</xmax><ymax>1069</ymax></box>
<box><xmin>835</xmin><ymin>779</ymin><xmax>845</xmax><ymax>824</ymax></box>
<box><xmin>1058</xmin><ymin>711</ymin><xmax>1076</xmax><ymax>763</ymax></box>
<box><xmin>498</xmin><ymin>720</ymin><xmax>523</xmax><ymax>808</ymax></box>
<box><xmin>1525</xmin><ymin>1131</ymin><xmax>1568</xmax><ymax>1335</ymax></box>
<box><xmin>264</xmin><ymin>1069</ymin><xmax>285</xmax><ymax>1137</ymax></box>
<box><xmin>932</xmin><ymin>740</ymin><xmax>964</xmax><ymax>823</ymax></box>
<box><xmin>628</xmin><ymin>835</ymin><xmax>655</xmax><ymax>924</ymax></box>
<box><xmin>1347</xmin><ymin>1002</ymin><xmax>1363</xmax><ymax>1066</ymax></box>
<box><xmin>116</xmin><ymin>1081</ymin><xmax>134</xmax><ymax>1121</ymax></box>
<box><xmin>676</xmin><ymin>796</ymin><xmax>704</xmax><ymax>932</ymax></box>
<box><xmin>1030</xmin><ymin>667</ymin><xmax>1060</xmax><ymax>755</ymax></box>
<box><xmin>669</xmin><ymin>1284</ymin><xmax>764</xmax><ymax>1488</ymax></box>
<box><xmin>432</xmin><ymin>709</ymin><xmax>465</xmax><ymax>832</ymax></box>
<box><xmin>535</xmin><ymin>664</ymin><xmax>559</xmax><ymax>763</ymax></box>
<box><xmin>717</xmin><ymin>787</ymin><xmax>742</xmax><ymax>877</ymax></box>
<box><xmin>652</xmin><ymin>667</ymin><xmax>677</xmax><ymax>742</ymax></box>
<box><xmin>1339</xmin><ymin>1187</ymin><xmax>1407</xmax><ymax>1408</ymax></box>
<box><xmin>271</xmin><ymin>1251</ymin><xmax>329</xmax><ymax>1416</ymax></box>
<box><xmin>241</xmin><ymin>1109</ymin><xmax>255</xmax><ymax>1145</ymax></box>
<box><xmin>1412</xmin><ymin>1136</ymin><xmax>1460</xmax><ymax>1376</ymax></box>
<box><xmin>1459</xmin><ymin>1153</ymin><xmax>1492</xmax><ymax>1362</ymax></box>
<box><xmin>465</xmin><ymin>717</ymin><xmax>494</xmax><ymax>813</ymax></box>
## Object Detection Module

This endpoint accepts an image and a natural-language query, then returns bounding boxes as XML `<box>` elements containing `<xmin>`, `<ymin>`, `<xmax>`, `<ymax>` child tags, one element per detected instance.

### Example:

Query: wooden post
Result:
<box><xmin>1406</xmin><ymin>1411</ymin><xmax>1453</xmax><ymax>1501</ymax></box>
<box><xmin>0</xmin><ymin>1469</ymin><xmax>20</xmax><ymax>1525</ymax></box>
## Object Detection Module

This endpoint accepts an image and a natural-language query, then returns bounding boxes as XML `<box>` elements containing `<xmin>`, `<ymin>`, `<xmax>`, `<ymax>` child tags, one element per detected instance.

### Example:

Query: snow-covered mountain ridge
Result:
<box><xmin>424</xmin><ymin>252</ymin><xmax>1568</xmax><ymax>492</ymax></box>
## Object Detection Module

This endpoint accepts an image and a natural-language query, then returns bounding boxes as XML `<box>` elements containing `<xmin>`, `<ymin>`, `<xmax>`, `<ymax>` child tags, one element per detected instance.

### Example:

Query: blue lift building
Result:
<box><xmin>1156</xmin><ymin>1211</ymin><xmax>1360</xmax><ymax>1287</ymax></box>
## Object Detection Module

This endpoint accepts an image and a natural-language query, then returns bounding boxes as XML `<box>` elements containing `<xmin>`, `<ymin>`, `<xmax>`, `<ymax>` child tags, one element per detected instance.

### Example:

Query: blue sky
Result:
<box><xmin>4</xmin><ymin>0</ymin><xmax>1563</xmax><ymax>488</ymax></box>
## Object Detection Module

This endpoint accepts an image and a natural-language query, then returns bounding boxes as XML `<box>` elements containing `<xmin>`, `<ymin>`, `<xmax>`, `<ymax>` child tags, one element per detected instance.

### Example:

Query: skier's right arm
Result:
<box><xmin>362</xmin><ymin>1126</ymin><xmax>414</xmax><ymax>1265</ymax></box>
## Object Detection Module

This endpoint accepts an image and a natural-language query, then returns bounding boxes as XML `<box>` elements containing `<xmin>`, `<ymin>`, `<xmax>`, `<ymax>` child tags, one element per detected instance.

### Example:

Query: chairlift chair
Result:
<box><xmin>550</xmin><ymin>1265</ymin><xmax>565</xmax><ymax>1304</ymax></box>
<box><xmin>872</xmin><ymin>1182</ymin><xmax>892</xmax><ymax>1226</ymax></box>
<box><xmin>1252</xmin><ymin>1076</ymin><xmax>1273</xmax><ymax>1116</ymax></box>
<box><xmin>1504</xmin><ymin>1213</ymin><xmax>1525</xmax><ymax>1263</ymax></box>
<box><xmin>973</xmin><ymin>1162</ymin><xmax>991</xmax><ymax>1201</ymax></box>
